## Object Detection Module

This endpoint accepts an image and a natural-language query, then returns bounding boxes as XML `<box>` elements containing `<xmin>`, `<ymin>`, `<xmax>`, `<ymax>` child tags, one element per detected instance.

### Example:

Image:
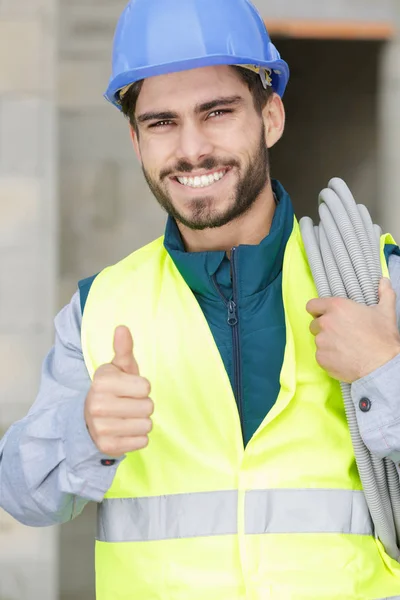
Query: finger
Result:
<box><xmin>306</xmin><ymin>298</ymin><xmax>329</xmax><ymax>318</ymax></box>
<box><xmin>99</xmin><ymin>436</ymin><xmax>149</xmax><ymax>457</ymax></box>
<box><xmin>94</xmin><ymin>418</ymin><xmax>153</xmax><ymax>438</ymax></box>
<box><xmin>94</xmin><ymin>372</ymin><xmax>151</xmax><ymax>399</ymax></box>
<box><xmin>112</xmin><ymin>326</ymin><xmax>140</xmax><ymax>375</ymax></box>
<box><xmin>309</xmin><ymin>318</ymin><xmax>321</xmax><ymax>337</ymax></box>
<box><xmin>91</xmin><ymin>397</ymin><xmax>154</xmax><ymax>419</ymax></box>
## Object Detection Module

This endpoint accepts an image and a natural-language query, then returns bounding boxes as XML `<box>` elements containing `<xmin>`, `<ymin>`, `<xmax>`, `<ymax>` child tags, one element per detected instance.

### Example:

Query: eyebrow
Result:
<box><xmin>196</xmin><ymin>95</ymin><xmax>243</xmax><ymax>113</ymax></box>
<box><xmin>137</xmin><ymin>95</ymin><xmax>244</xmax><ymax>124</ymax></box>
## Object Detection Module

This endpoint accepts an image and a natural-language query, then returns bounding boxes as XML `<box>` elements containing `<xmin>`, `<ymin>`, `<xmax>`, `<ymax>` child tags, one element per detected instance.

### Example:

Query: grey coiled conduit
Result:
<box><xmin>299</xmin><ymin>177</ymin><xmax>400</xmax><ymax>561</ymax></box>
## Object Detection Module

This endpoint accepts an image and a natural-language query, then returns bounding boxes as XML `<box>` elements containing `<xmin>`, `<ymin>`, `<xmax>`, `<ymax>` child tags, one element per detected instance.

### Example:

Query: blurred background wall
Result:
<box><xmin>1</xmin><ymin>0</ymin><xmax>400</xmax><ymax>598</ymax></box>
<box><xmin>0</xmin><ymin>0</ymin><xmax>58</xmax><ymax>597</ymax></box>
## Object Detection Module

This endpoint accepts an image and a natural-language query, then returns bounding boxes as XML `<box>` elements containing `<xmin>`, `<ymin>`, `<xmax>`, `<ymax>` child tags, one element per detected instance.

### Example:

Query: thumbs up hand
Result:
<box><xmin>85</xmin><ymin>326</ymin><xmax>154</xmax><ymax>457</ymax></box>
<box><xmin>306</xmin><ymin>278</ymin><xmax>400</xmax><ymax>383</ymax></box>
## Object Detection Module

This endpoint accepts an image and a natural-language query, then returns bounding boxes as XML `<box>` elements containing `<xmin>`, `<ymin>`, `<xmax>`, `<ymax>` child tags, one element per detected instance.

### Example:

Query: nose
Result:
<box><xmin>175</xmin><ymin>120</ymin><xmax>214</xmax><ymax>166</ymax></box>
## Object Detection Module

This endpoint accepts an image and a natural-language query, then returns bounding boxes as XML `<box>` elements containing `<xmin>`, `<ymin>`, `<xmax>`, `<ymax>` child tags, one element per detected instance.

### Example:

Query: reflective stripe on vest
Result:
<box><xmin>97</xmin><ymin>488</ymin><xmax>373</xmax><ymax>542</ymax></box>
<box><xmin>245</xmin><ymin>488</ymin><xmax>373</xmax><ymax>535</ymax></box>
<box><xmin>97</xmin><ymin>490</ymin><xmax>238</xmax><ymax>542</ymax></box>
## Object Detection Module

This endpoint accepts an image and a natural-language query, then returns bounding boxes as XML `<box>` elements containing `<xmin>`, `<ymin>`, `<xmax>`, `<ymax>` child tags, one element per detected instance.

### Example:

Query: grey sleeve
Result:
<box><xmin>351</xmin><ymin>253</ymin><xmax>400</xmax><ymax>463</ymax></box>
<box><xmin>0</xmin><ymin>291</ymin><xmax>123</xmax><ymax>527</ymax></box>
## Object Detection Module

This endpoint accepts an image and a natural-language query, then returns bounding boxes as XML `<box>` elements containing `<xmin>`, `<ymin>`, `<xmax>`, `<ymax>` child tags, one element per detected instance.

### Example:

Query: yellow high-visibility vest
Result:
<box><xmin>81</xmin><ymin>218</ymin><xmax>400</xmax><ymax>600</ymax></box>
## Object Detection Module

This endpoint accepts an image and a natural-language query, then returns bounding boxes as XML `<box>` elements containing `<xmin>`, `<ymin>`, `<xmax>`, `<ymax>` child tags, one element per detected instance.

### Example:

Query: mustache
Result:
<box><xmin>160</xmin><ymin>157</ymin><xmax>240</xmax><ymax>180</ymax></box>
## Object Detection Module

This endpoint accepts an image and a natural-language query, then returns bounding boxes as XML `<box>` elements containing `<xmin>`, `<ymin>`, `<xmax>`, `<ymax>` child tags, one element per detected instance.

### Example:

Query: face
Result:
<box><xmin>133</xmin><ymin>66</ymin><xmax>272</xmax><ymax>231</ymax></box>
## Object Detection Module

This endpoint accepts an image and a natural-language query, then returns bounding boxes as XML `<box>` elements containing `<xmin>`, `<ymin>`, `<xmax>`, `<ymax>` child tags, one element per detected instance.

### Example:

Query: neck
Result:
<box><xmin>177</xmin><ymin>184</ymin><xmax>276</xmax><ymax>254</ymax></box>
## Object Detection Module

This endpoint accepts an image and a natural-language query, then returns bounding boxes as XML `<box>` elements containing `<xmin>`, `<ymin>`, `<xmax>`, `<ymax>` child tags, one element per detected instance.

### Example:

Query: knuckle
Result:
<box><xmin>319</xmin><ymin>315</ymin><xmax>329</xmax><ymax>330</ymax></box>
<box><xmin>91</xmin><ymin>377</ymin><xmax>108</xmax><ymax>396</ymax></box>
<box><xmin>125</xmin><ymin>435</ymin><xmax>149</xmax><ymax>453</ymax></box>
<box><xmin>93</xmin><ymin>365</ymin><xmax>105</xmax><ymax>379</ymax></box>
<box><xmin>94</xmin><ymin>363</ymin><xmax>113</xmax><ymax>379</ymax></box>
<box><xmin>315</xmin><ymin>332</ymin><xmax>326</xmax><ymax>348</ymax></box>
<box><xmin>145</xmin><ymin>398</ymin><xmax>155</xmax><ymax>416</ymax></box>
<box><xmin>141</xmin><ymin>378</ymin><xmax>152</xmax><ymax>396</ymax></box>
<box><xmin>315</xmin><ymin>349</ymin><xmax>324</xmax><ymax>366</ymax></box>
<box><xmin>132</xmin><ymin>418</ymin><xmax>152</xmax><ymax>436</ymax></box>
<box><xmin>135</xmin><ymin>435</ymin><xmax>149</xmax><ymax>450</ymax></box>
<box><xmin>132</xmin><ymin>377</ymin><xmax>151</xmax><ymax>398</ymax></box>
<box><xmin>94</xmin><ymin>421</ymin><xmax>109</xmax><ymax>437</ymax></box>
<box><xmin>99</xmin><ymin>438</ymin><xmax>117</xmax><ymax>456</ymax></box>
<box><xmin>144</xmin><ymin>418</ymin><xmax>153</xmax><ymax>434</ymax></box>
<box><xmin>89</xmin><ymin>399</ymin><xmax>107</xmax><ymax>418</ymax></box>
<box><xmin>332</xmin><ymin>297</ymin><xmax>345</xmax><ymax>311</ymax></box>
<box><xmin>93</xmin><ymin>364</ymin><xmax>119</xmax><ymax>390</ymax></box>
<box><xmin>306</xmin><ymin>299</ymin><xmax>315</xmax><ymax>310</ymax></box>
<box><xmin>327</xmin><ymin>298</ymin><xmax>339</xmax><ymax>312</ymax></box>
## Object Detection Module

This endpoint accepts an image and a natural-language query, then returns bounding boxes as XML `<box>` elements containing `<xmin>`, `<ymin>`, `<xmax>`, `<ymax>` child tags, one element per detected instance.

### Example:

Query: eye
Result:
<box><xmin>208</xmin><ymin>109</ymin><xmax>232</xmax><ymax>119</ymax></box>
<box><xmin>149</xmin><ymin>120</ymin><xmax>173</xmax><ymax>129</ymax></box>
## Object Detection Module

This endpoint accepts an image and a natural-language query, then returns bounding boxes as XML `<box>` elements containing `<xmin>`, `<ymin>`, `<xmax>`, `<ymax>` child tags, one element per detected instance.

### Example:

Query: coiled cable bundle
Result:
<box><xmin>300</xmin><ymin>177</ymin><xmax>400</xmax><ymax>561</ymax></box>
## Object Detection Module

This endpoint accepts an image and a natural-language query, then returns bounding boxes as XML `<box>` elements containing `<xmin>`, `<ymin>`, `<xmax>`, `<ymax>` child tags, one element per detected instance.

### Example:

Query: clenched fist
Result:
<box><xmin>307</xmin><ymin>278</ymin><xmax>400</xmax><ymax>383</ymax></box>
<box><xmin>84</xmin><ymin>325</ymin><xmax>154</xmax><ymax>457</ymax></box>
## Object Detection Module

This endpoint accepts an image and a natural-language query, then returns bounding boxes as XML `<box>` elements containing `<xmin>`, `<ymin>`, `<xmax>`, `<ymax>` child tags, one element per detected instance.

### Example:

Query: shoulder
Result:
<box><xmin>77</xmin><ymin>236</ymin><xmax>166</xmax><ymax>316</ymax></box>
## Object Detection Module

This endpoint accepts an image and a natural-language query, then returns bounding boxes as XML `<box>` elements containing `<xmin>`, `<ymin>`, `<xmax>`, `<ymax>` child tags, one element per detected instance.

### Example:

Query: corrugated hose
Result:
<box><xmin>299</xmin><ymin>177</ymin><xmax>400</xmax><ymax>561</ymax></box>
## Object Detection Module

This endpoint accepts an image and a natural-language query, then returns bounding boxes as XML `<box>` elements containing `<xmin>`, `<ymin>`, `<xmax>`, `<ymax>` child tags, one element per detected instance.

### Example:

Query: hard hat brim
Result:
<box><xmin>104</xmin><ymin>55</ymin><xmax>290</xmax><ymax>110</ymax></box>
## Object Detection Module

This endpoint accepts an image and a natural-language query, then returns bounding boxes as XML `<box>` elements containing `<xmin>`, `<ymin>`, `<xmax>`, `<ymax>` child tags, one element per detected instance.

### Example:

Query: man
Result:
<box><xmin>2</xmin><ymin>0</ymin><xmax>400</xmax><ymax>597</ymax></box>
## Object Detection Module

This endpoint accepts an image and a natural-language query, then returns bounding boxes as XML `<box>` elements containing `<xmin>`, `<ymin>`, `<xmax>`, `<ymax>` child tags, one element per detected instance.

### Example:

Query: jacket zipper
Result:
<box><xmin>211</xmin><ymin>247</ymin><xmax>243</xmax><ymax>433</ymax></box>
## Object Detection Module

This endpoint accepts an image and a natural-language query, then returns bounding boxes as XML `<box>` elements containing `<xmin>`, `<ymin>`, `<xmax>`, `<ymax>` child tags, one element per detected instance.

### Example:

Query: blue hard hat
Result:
<box><xmin>104</xmin><ymin>0</ymin><xmax>290</xmax><ymax>110</ymax></box>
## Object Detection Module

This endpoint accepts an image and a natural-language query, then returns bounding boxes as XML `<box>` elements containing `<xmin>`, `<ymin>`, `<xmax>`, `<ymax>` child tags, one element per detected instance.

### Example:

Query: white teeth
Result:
<box><xmin>177</xmin><ymin>170</ymin><xmax>227</xmax><ymax>188</ymax></box>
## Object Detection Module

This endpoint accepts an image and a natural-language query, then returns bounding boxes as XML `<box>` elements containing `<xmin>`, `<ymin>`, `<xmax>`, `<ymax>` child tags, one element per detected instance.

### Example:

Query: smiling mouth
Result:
<box><xmin>174</xmin><ymin>168</ymin><xmax>229</xmax><ymax>189</ymax></box>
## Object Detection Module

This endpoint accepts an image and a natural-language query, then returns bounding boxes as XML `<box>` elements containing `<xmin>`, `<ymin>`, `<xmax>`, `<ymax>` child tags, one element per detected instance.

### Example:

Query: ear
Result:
<box><xmin>262</xmin><ymin>93</ymin><xmax>285</xmax><ymax>149</ymax></box>
<box><xmin>129</xmin><ymin>125</ymin><xmax>142</xmax><ymax>164</ymax></box>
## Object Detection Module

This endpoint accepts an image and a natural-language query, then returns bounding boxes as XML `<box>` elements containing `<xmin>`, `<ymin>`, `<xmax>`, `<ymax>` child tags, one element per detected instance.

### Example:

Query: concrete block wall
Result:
<box><xmin>255</xmin><ymin>0</ymin><xmax>395</xmax><ymax>23</ymax></box>
<box><xmin>0</xmin><ymin>0</ymin><xmax>59</xmax><ymax>598</ymax></box>
<box><xmin>58</xmin><ymin>0</ymin><xmax>167</xmax><ymax>306</ymax></box>
<box><xmin>379</xmin><ymin>3</ymin><xmax>400</xmax><ymax>241</ymax></box>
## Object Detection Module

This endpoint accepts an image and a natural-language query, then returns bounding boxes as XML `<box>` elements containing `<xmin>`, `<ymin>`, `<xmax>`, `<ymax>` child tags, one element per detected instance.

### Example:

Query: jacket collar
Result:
<box><xmin>164</xmin><ymin>179</ymin><xmax>294</xmax><ymax>299</ymax></box>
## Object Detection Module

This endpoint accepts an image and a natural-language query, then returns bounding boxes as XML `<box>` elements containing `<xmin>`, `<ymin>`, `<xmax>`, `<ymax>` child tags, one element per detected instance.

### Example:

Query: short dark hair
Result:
<box><xmin>120</xmin><ymin>65</ymin><xmax>274</xmax><ymax>135</ymax></box>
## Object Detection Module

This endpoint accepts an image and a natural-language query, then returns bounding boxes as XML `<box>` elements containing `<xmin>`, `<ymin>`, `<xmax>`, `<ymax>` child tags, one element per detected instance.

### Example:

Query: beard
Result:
<box><xmin>142</xmin><ymin>124</ymin><xmax>270</xmax><ymax>231</ymax></box>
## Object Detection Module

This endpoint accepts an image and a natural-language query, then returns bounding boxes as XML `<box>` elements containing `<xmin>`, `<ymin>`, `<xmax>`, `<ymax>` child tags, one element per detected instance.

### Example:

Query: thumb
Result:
<box><xmin>112</xmin><ymin>326</ymin><xmax>140</xmax><ymax>375</ymax></box>
<box><xmin>378</xmin><ymin>277</ymin><xmax>397</xmax><ymax>316</ymax></box>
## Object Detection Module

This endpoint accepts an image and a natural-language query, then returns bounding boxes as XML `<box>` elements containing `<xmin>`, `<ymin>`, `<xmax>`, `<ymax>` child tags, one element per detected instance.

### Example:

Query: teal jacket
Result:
<box><xmin>164</xmin><ymin>180</ymin><xmax>293</xmax><ymax>444</ymax></box>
